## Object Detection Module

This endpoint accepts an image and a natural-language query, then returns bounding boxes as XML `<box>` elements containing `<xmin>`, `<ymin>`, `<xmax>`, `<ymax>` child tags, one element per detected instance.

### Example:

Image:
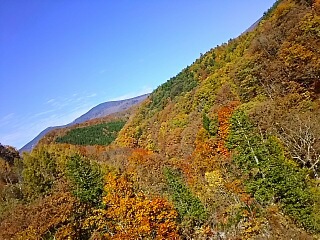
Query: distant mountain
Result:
<box><xmin>3</xmin><ymin>1</ymin><xmax>320</xmax><ymax>239</ymax></box>
<box><xmin>243</xmin><ymin>17</ymin><xmax>262</xmax><ymax>34</ymax></box>
<box><xmin>72</xmin><ymin>94</ymin><xmax>149</xmax><ymax>124</ymax></box>
<box><xmin>19</xmin><ymin>94</ymin><xmax>149</xmax><ymax>153</ymax></box>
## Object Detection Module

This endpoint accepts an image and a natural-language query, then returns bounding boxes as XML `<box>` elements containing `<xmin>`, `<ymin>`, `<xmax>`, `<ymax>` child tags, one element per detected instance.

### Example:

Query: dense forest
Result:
<box><xmin>55</xmin><ymin>121</ymin><xmax>126</xmax><ymax>146</ymax></box>
<box><xmin>0</xmin><ymin>0</ymin><xmax>320</xmax><ymax>239</ymax></box>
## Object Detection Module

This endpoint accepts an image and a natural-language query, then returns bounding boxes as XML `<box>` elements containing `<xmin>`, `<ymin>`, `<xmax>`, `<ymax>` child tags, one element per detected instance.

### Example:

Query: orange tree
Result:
<box><xmin>84</xmin><ymin>172</ymin><xmax>180</xmax><ymax>239</ymax></box>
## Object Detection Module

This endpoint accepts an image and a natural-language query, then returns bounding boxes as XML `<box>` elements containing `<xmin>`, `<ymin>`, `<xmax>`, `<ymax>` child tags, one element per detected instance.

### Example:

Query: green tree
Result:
<box><xmin>66</xmin><ymin>155</ymin><xmax>103</xmax><ymax>205</ymax></box>
<box><xmin>227</xmin><ymin>110</ymin><xmax>318</xmax><ymax>231</ymax></box>
<box><xmin>22</xmin><ymin>147</ymin><xmax>58</xmax><ymax>199</ymax></box>
<box><xmin>164</xmin><ymin>167</ymin><xmax>206</xmax><ymax>223</ymax></box>
<box><xmin>56</xmin><ymin>121</ymin><xmax>126</xmax><ymax>146</ymax></box>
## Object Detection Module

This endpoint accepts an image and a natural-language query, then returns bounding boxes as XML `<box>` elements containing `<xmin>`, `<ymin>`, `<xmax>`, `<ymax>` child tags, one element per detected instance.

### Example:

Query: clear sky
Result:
<box><xmin>0</xmin><ymin>0</ymin><xmax>276</xmax><ymax>149</ymax></box>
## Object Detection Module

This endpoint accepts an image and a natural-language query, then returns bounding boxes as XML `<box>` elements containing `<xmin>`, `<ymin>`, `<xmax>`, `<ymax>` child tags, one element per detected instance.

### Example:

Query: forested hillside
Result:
<box><xmin>56</xmin><ymin>121</ymin><xmax>126</xmax><ymax>146</ymax></box>
<box><xmin>20</xmin><ymin>94</ymin><xmax>149</xmax><ymax>153</ymax></box>
<box><xmin>0</xmin><ymin>0</ymin><xmax>319</xmax><ymax>239</ymax></box>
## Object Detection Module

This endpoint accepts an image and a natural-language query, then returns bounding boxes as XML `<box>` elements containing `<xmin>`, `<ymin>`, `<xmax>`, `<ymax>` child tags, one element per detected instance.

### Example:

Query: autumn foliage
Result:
<box><xmin>84</xmin><ymin>172</ymin><xmax>180</xmax><ymax>239</ymax></box>
<box><xmin>1</xmin><ymin>0</ymin><xmax>320</xmax><ymax>239</ymax></box>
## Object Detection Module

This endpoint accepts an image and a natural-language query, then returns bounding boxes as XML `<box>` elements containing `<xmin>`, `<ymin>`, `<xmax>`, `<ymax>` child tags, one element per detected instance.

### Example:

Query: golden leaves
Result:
<box><xmin>205</xmin><ymin>170</ymin><xmax>223</xmax><ymax>189</ymax></box>
<box><xmin>98</xmin><ymin>173</ymin><xmax>180</xmax><ymax>239</ymax></box>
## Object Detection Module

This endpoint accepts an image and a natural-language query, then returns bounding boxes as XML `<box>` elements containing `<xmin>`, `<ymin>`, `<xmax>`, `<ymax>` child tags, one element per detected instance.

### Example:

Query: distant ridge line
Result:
<box><xmin>19</xmin><ymin>93</ymin><xmax>149</xmax><ymax>153</ymax></box>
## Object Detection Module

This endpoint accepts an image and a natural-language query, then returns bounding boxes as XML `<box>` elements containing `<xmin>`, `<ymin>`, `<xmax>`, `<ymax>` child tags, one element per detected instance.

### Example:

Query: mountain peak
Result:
<box><xmin>19</xmin><ymin>93</ymin><xmax>149</xmax><ymax>153</ymax></box>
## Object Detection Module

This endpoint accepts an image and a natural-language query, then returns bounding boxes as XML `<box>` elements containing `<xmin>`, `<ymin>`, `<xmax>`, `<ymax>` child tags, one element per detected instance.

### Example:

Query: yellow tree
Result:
<box><xmin>84</xmin><ymin>172</ymin><xmax>180</xmax><ymax>239</ymax></box>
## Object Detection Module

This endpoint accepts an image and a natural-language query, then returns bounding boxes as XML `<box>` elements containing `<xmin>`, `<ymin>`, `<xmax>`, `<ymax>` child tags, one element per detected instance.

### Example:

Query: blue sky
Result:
<box><xmin>0</xmin><ymin>0</ymin><xmax>276</xmax><ymax>149</ymax></box>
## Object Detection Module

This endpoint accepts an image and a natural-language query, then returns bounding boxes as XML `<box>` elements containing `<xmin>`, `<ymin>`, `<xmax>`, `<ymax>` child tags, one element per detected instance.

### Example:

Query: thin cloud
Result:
<box><xmin>1</xmin><ymin>92</ymin><xmax>99</xmax><ymax>148</ymax></box>
<box><xmin>32</xmin><ymin>109</ymin><xmax>56</xmax><ymax>118</ymax></box>
<box><xmin>87</xmin><ymin>93</ymin><xmax>97</xmax><ymax>98</ymax></box>
<box><xmin>45</xmin><ymin>92</ymin><xmax>96</xmax><ymax>109</ymax></box>
<box><xmin>46</xmin><ymin>99</ymin><xmax>56</xmax><ymax>104</ymax></box>
<box><xmin>0</xmin><ymin>113</ymin><xmax>15</xmax><ymax>127</ymax></box>
<box><xmin>1</xmin><ymin>132</ymin><xmax>22</xmax><ymax>147</ymax></box>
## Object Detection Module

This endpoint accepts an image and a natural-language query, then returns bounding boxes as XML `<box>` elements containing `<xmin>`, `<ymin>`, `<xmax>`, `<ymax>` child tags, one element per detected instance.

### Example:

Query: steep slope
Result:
<box><xmin>1</xmin><ymin>1</ymin><xmax>319</xmax><ymax>239</ymax></box>
<box><xmin>117</xmin><ymin>0</ymin><xmax>319</xmax><ymax>169</ymax></box>
<box><xmin>19</xmin><ymin>94</ymin><xmax>149</xmax><ymax>153</ymax></box>
<box><xmin>114</xmin><ymin>0</ymin><xmax>320</xmax><ymax>237</ymax></box>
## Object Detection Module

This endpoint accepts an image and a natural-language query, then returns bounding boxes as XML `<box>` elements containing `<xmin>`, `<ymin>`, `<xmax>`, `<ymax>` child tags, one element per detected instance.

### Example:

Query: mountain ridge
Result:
<box><xmin>1</xmin><ymin>0</ymin><xmax>320</xmax><ymax>238</ymax></box>
<box><xmin>19</xmin><ymin>93</ymin><xmax>149</xmax><ymax>153</ymax></box>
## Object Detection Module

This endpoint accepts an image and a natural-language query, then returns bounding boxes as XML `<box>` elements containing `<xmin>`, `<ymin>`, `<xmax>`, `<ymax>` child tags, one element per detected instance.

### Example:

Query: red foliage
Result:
<box><xmin>216</xmin><ymin>101</ymin><xmax>239</xmax><ymax>158</ymax></box>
